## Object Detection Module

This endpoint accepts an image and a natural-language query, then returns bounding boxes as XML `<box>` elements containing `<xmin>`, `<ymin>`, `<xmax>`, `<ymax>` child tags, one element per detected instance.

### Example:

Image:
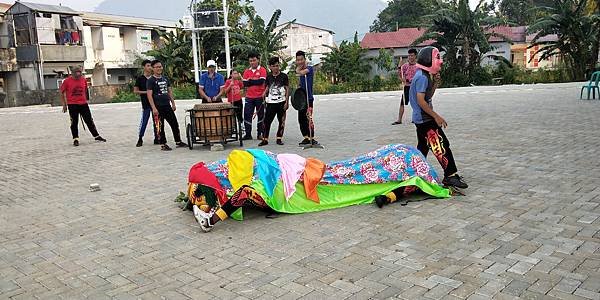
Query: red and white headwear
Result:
<box><xmin>416</xmin><ymin>46</ymin><xmax>443</xmax><ymax>74</ymax></box>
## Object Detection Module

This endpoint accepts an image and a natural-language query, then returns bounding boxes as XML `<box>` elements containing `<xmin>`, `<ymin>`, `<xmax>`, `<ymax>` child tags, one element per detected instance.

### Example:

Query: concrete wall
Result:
<box><xmin>40</xmin><ymin>45</ymin><xmax>86</xmax><ymax>62</ymax></box>
<box><xmin>279</xmin><ymin>24</ymin><xmax>334</xmax><ymax>62</ymax></box>
<box><xmin>0</xmin><ymin>48</ymin><xmax>17</xmax><ymax>72</ymax></box>
<box><xmin>481</xmin><ymin>42</ymin><xmax>511</xmax><ymax>66</ymax></box>
<box><xmin>106</xmin><ymin>68</ymin><xmax>135</xmax><ymax>85</ymax></box>
<box><xmin>83</xmin><ymin>26</ymin><xmax>96</xmax><ymax>70</ymax></box>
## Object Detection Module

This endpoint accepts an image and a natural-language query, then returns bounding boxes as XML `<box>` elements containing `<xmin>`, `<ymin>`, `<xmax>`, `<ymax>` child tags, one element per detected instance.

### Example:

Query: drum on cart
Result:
<box><xmin>185</xmin><ymin>102</ymin><xmax>243</xmax><ymax>149</ymax></box>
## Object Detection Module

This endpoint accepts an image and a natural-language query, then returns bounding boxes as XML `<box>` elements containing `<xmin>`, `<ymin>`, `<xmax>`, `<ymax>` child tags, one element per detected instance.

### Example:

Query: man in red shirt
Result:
<box><xmin>242</xmin><ymin>52</ymin><xmax>267</xmax><ymax>140</ymax></box>
<box><xmin>60</xmin><ymin>66</ymin><xmax>106</xmax><ymax>146</ymax></box>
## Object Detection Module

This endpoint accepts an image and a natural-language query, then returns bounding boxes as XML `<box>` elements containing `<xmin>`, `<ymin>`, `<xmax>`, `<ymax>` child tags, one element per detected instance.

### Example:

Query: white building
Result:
<box><xmin>82</xmin><ymin>12</ymin><xmax>177</xmax><ymax>86</ymax></box>
<box><xmin>276</xmin><ymin>22</ymin><xmax>335</xmax><ymax>64</ymax></box>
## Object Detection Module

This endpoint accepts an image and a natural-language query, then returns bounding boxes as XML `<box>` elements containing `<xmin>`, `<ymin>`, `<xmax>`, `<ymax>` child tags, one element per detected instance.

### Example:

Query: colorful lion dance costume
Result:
<box><xmin>185</xmin><ymin>144</ymin><xmax>450</xmax><ymax>232</ymax></box>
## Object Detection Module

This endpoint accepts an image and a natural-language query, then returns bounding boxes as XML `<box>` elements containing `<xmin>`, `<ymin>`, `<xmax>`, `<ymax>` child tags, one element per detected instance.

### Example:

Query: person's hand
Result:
<box><xmin>172</xmin><ymin>103</ymin><xmax>176</xmax><ymax>111</ymax></box>
<box><xmin>152</xmin><ymin>108</ymin><xmax>158</xmax><ymax>116</ymax></box>
<box><xmin>433</xmin><ymin>73</ymin><xmax>442</xmax><ymax>87</ymax></box>
<box><xmin>284</xmin><ymin>102</ymin><xmax>289</xmax><ymax>110</ymax></box>
<box><xmin>434</xmin><ymin>115</ymin><xmax>447</xmax><ymax>128</ymax></box>
<box><xmin>62</xmin><ymin>104</ymin><xmax>67</xmax><ymax>113</ymax></box>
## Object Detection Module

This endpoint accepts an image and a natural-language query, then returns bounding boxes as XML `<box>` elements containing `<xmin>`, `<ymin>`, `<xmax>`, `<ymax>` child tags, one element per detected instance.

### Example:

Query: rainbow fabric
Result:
<box><xmin>188</xmin><ymin>144</ymin><xmax>450</xmax><ymax>219</ymax></box>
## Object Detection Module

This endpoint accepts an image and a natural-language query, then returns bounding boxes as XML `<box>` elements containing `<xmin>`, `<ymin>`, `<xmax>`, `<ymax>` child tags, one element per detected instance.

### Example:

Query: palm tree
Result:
<box><xmin>231</xmin><ymin>8</ymin><xmax>294</xmax><ymax>66</ymax></box>
<box><xmin>528</xmin><ymin>0</ymin><xmax>600</xmax><ymax>80</ymax></box>
<box><xmin>412</xmin><ymin>0</ymin><xmax>509</xmax><ymax>85</ymax></box>
<box><xmin>145</xmin><ymin>24</ymin><xmax>193</xmax><ymax>86</ymax></box>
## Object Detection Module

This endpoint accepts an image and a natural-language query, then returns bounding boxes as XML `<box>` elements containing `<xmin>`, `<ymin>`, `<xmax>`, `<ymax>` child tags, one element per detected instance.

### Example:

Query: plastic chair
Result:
<box><xmin>581</xmin><ymin>71</ymin><xmax>600</xmax><ymax>100</ymax></box>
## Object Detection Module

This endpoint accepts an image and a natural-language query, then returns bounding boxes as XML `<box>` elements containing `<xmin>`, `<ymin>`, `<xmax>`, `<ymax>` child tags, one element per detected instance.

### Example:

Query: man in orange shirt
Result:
<box><xmin>60</xmin><ymin>66</ymin><xmax>106</xmax><ymax>146</ymax></box>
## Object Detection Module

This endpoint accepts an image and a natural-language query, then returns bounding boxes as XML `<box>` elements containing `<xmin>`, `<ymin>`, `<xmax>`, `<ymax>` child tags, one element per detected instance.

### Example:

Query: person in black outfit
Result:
<box><xmin>259</xmin><ymin>57</ymin><xmax>289</xmax><ymax>146</ymax></box>
<box><xmin>146</xmin><ymin>60</ymin><xmax>187</xmax><ymax>151</ymax></box>
<box><xmin>134</xmin><ymin>60</ymin><xmax>159</xmax><ymax>147</ymax></box>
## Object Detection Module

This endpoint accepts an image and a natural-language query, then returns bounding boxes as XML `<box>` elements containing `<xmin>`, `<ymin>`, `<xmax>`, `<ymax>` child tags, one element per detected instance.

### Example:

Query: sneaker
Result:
<box><xmin>242</xmin><ymin>135</ymin><xmax>253</xmax><ymax>140</ymax></box>
<box><xmin>443</xmin><ymin>174</ymin><xmax>468</xmax><ymax>189</ymax></box>
<box><xmin>153</xmin><ymin>139</ymin><xmax>160</xmax><ymax>145</ymax></box>
<box><xmin>258</xmin><ymin>140</ymin><xmax>268</xmax><ymax>147</ymax></box>
<box><xmin>276</xmin><ymin>139</ymin><xmax>284</xmax><ymax>145</ymax></box>
<box><xmin>374</xmin><ymin>195</ymin><xmax>387</xmax><ymax>208</ymax></box>
<box><xmin>95</xmin><ymin>136</ymin><xmax>107</xmax><ymax>142</ymax></box>
<box><xmin>299</xmin><ymin>138</ymin><xmax>311</xmax><ymax>145</ymax></box>
<box><xmin>136</xmin><ymin>138</ymin><xmax>143</xmax><ymax>147</ymax></box>
<box><xmin>73</xmin><ymin>139</ymin><xmax>79</xmax><ymax>147</ymax></box>
<box><xmin>193</xmin><ymin>205</ymin><xmax>214</xmax><ymax>232</ymax></box>
<box><xmin>161</xmin><ymin>144</ymin><xmax>172</xmax><ymax>151</ymax></box>
<box><xmin>176</xmin><ymin>142</ymin><xmax>188</xmax><ymax>148</ymax></box>
<box><xmin>311</xmin><ymin>139</ymin><xmax>320</xmax><ymax>145</ymax></box>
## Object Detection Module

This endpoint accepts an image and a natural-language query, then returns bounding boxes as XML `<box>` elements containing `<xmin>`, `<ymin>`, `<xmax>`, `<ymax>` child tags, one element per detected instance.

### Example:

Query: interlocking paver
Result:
<box><xmin>1</xmin><ymin>83</ymin><xmax>600</xmax><ymax>299</ymax></box>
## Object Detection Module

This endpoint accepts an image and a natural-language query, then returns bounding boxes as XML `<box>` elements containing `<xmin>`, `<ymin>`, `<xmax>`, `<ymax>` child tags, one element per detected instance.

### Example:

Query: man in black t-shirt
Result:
<box><xmin>134</xmin><ymin>60</ymin><xmax>159</xmax><ymax>147</ymax></box>
<box><xmin>259</xmin><ymin>57</ymin><xmax>289</xmax><ymax>146</ymax></box>
<box><xmin>147</xmin><ymin>60</ymin><xmax>187</xmax><ymax>151</ymax></box>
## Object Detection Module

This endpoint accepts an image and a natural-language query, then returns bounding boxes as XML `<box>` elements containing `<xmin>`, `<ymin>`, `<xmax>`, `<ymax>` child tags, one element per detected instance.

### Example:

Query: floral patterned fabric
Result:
<box><xmin>322</xmin><ymin>144</ymin><xmax>440</xmax><ymax>185</ymax></box>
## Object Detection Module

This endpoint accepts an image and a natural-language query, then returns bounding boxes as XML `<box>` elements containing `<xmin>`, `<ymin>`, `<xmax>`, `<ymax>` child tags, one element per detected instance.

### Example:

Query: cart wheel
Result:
<box><xmin>186</xmin><ymin>124</ymin><xmax>193</xmax><ymax>150</ymax></box>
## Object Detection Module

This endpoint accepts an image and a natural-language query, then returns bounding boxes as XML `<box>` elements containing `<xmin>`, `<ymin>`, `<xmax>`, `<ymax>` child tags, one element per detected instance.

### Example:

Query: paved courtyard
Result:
<box><xmin>1</xmin><ymin>82</ymin><xmax>600</xmax><ymax>299</ymax></box>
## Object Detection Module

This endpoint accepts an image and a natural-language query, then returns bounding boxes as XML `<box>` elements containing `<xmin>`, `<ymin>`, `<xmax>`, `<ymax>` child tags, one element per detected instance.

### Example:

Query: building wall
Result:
<box><xmin>481</xmin><ymin>42</ymin><xmax>511</xmax><ymax>66</ymax></box>
<box><xmin>106</xmin><ymin>68</ymin><xmax>135</xmax><ymax>85</ymax></box>
<box><xmin>279</xmin><ymin>24</ymin><xmax>334</xmax><ymax>62</ymax></box>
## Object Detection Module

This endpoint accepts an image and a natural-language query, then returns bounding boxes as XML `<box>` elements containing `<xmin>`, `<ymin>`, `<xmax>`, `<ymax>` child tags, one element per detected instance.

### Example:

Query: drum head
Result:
<box><xmin>291</xmin><ymin>88</ymin><xmax>308</xmax><ymax>111</ymax></box>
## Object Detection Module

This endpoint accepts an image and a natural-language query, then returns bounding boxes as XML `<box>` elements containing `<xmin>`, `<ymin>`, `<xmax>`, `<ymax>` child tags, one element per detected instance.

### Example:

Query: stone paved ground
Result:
<box><xmin>1</xmin><ymin>82</ymin><xmax>600</xmax><ymax>300</ymax></box>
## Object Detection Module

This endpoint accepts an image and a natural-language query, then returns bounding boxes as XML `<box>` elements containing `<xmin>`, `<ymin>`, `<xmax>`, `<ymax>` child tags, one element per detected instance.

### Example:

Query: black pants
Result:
<box><xmin>415</xmin><ymin>121</ymin><xmax>458</xmax><ymax>177</ymax></box>
<box><xmin>157</xmin><ymin>105</ymin><xmax>182</xmax><ymax>144</ymax></box>
<box><xmin>232</xmin><ymin>100</ymin><xmax>243</xmax><ymax>124</ymax></box>
<box><xmin>263</xmin><ymin>102</ymin><xmax>286</xmax><ymax>139</ymax></box>
<box><xmin>244</xmin><ymin>98</ymin><xmax>265</xmax><ymax>137</ymax></box>
<box><xmin>68</xmin><ymin>104</ymin><xmax>99</xmax><ymax>139</ymax></box>
<box><xmin>298</xmin><ymin>99</ymin><xmax>314</xmax><ymax>138</ymax></box>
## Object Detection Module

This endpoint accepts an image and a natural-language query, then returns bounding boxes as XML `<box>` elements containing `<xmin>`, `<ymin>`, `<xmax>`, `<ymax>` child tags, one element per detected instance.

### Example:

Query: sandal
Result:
<box><xmin>391</xmin><ymin>121</ymin><xmax>402</xmax><ymax>125</ymax></box>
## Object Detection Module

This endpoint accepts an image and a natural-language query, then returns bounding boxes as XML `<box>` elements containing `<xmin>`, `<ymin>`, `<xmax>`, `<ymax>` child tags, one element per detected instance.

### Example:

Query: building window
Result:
<box><xmin>118</xmin><ymin>76</ymin><xmax>126</xmax><ymax>83</ymax></box>
<box><xmin>13</xmin><ymin>14</ymin><xmax>31</xmax><ymax>45</ymax></box>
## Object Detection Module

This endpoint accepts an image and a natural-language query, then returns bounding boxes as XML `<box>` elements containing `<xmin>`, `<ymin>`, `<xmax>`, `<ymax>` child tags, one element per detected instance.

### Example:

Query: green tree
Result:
<box><xmin>230</xmin><ymin>8</ymin><xmax>293</xmax><ymax>67</ymax></box>
<box><xmin>413</xmin><ymin>0</ymin><xmax>509</xmax><ymax>86</ymax></box>
<box><xmin>370</xmin><ymin>0</ymin><xmax>437</xmax><ymax>32</ymax></box>
<box><xmin>498</xmin><ymin>0</ymin><xmax>553</xmax><ymax>25</ymax></box>
<box><xmin>145</xmin><ymin>24</ymin><xmax>193</xmax><ymax>86</ymax></box>
<box><xmin>527</xmin><ymin>0</ymin><xmax>600</xmax><ymax>80</ymax></box>
<box><xmin>375</xmin><ymin>48</ymin><xmax>396</xmax><ymax>76</ymax></box>
<box><xmin>321</xmin><ymin>32</ymin><xmax>371</xmax><ymax>84</ymax></box>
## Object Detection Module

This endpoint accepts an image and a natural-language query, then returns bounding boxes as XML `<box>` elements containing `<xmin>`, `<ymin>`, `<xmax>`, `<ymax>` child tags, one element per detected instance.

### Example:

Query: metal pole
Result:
<box><xmin>223</xmin><ymin>0</ymin><xmax>231</xmax><ymax>76</ymax></box>
<box><xmin>192</xmin><ymin>30</ymin><xmax>199</xmax><ymax>83</ymax></box>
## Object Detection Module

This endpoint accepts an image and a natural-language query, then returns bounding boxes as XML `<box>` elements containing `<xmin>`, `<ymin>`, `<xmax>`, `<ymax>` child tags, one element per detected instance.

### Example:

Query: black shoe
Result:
<box><xmin>136</xmin><ymin>138</ymin><xmax>143</xmax><ymax>147</ymax></box>
<box><xmin>258</xmin><ymin>140</ymin><xmax>268</xmax><ymax>147</ymax></box>
<box><xmin>311</xmin><ymin>139</ymin><xmax>319</xmax><ymax>145</ymax></box>
<box><xmin>276</xmin><ymin>139</ymin><xmax>284</xmax><ymax>145</ymax></box>
<box><xmin>73</xmin><ymin>139</ymin><xmax>79</xmax><ymax>147</ymax></box>
<box><xmin>242</xmin><ymin>135</ymin><xmax>253</xmax><ymax>140</ymax></box>
<box><xmin>95</xmin><ymin>136</ymin><xmax>107</xmax><ymax>142</ymax></box>
<box><xmin>161</xmin><ymin>144</ymin><xmax>172</xmax><ymax>151</ymax></box>
<box><xmin>374</xmin><ymin>195</ymin><xmax>387</xmax><ymax>208</ymax></box>
<box><xmin>443</xmin><ymin>174</ymin><xmax>468</xmax><ymax>189</ymax></box>
<box><xmin>176</xmin><ymin>142</ymin><xmax>188</xmax><ymax>148</ymax></box>
<box><xmin>299</xmin><ymin>138</ymin><xmax>311</xmax><ymax>145</ymax></box>
<box><xmin>153</xmin><ymin>139</ymin><xmax>160</xmax><ymax>145</ymax></box>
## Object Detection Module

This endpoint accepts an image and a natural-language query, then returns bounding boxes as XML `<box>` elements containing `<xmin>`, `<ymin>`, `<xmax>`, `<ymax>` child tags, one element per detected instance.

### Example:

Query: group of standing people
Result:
<box><xmin>194</xmin><ymin>50</ymin><xmax>318</xmax><ymax>147</ymax></box>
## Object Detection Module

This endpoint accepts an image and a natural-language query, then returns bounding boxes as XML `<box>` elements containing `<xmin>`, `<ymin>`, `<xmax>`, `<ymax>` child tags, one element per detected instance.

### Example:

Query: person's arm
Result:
<box><xmin>168</xmin><ymin>87</ymin><xmax>176</xmax><ymax>111</ymax></box>
<box><xmin>416</xmin><ymin>92</ymin><xmax>446</xmax><ymax>128</ymax></box>
<box><xmin>284</xmin><ymin>85</ymin><xmax>290</xmax><ymax>110</ymax></box>
<box><xmin>147</xmin><ymin>79</ymin><xmax>158</xmax><ymax>115</ymax></box>
<box><xmin>296</xmin><ymin>66</ymin><xmax>310</xmax><ymax>76</ymax></box>
<box><xmin>215</xmin><ymin>86</ymin><xmax>225</xmax><ymax>100</ymax></box>
<box><xmin>133</xmin><ymin>78</ymin><xmax>144</xmax><ymax>95</ymax></box>
<box><xmin>198</xmin><ymin>86</ymin><xmax>210</xmax><ymax>102</ymax></box>
<box><xmin>400</xmin><ymin>64</ymin><xmax>407</xmax><ymax>86</ymax></box>
<box><xmin>243</xmin><ymin>78</ymin><xmax>265</xmax><ymax>87</ymax></box>
<box><xmin>59</xmin><ymin>82</ymin><xmax>68</xmax><ymax>113</ymax></box>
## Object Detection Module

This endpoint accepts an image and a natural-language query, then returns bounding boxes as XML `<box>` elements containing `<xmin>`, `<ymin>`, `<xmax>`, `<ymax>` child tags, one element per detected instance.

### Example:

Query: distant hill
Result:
<box><xmin>93</xmin><ymin>0</ymin><xmax>386</xmax><ymax>42</ymax></box>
